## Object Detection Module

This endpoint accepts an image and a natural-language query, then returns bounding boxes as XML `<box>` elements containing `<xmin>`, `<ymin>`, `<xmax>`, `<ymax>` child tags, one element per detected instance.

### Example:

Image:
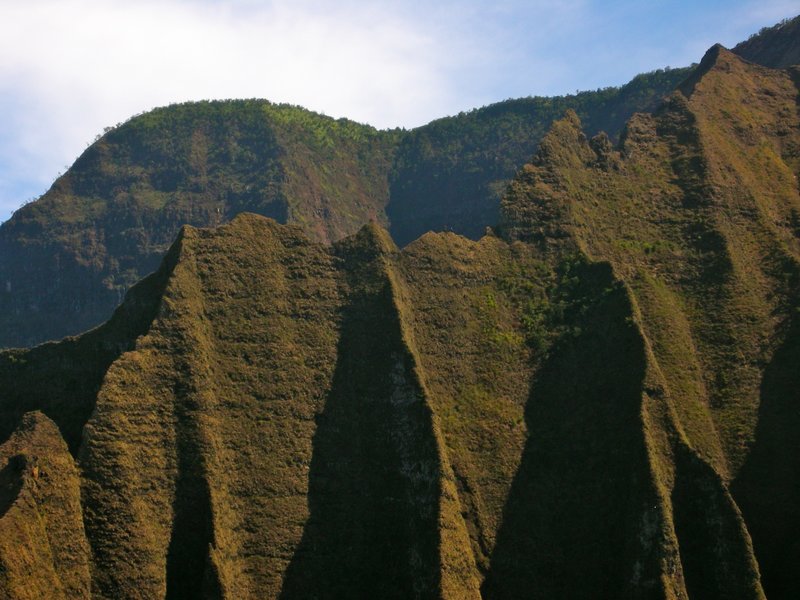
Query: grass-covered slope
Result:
<box><xmin>0</xmin><ymin>101</ymin><xmax>398</xmax><ymax>349</ymax></box>
<box><xmin>2</xmin><ymin>162</ymin><xmax>794</xmax><ymax>598</ymax></box>
<box><xmin>500</xmin><ymin>45</ymin><xmax>799</xmax><ymax>598</ymax></box>
<box><xmin>0</xmin><ymin>215</ymin><xmax>486</xmax><ymax>598</ymax></box>
<box><xmin>0</xmin><ymin>23</ymin><xmax>797</xmax><ymax>598</ymax></box>
<box><xmin>0</xmin><ymin>213</ymin><xmax>662</xmax><ymax>598</ymax></box>
<box><xmin>0</xmin><ymin>67</ymin><xmax>690</xmax><ymax>349</ymax></box>
<box><xmin>0</xmin><ymin>412</ymin><xmax>90</xmax><ymax>600</ymax></box>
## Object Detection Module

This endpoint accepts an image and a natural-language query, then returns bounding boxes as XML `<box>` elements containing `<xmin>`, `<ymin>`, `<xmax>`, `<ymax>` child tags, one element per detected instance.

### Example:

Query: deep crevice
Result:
<box><xmin>279</xmin><ymin>237</ymin><xmax>442</xmax><ymax>598</ymax></box>
<box><xmin>482</xmin><ymin>264</ymin><xmax>652</xmax><ymax>598</ymax></box>
<box><xmin>672</xmin><ymin>445</ymin><xmax>763</xmax><ymax>599</ymax></box>
<box><xmin>0</xmin><ymin>457</ymin><xmax>24</xmax><ymax>520</ymax></box>
<box><xmin>732</xmin><ymin>309</ymin><xmax>800</xmax><ymax>600</ymax></box>
<box><xmin>164</xmin><ymin>411</ymin><xmax>217</xmax><ymax>600</ymax></box>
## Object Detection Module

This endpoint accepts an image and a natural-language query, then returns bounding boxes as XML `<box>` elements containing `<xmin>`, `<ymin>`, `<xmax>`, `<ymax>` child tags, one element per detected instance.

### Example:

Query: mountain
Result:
<box><xmin>499</xmin><ymin>44</ymin><xmax>800</xmax><ymax>598</ymax></box>
<box><xmin>0</xmin><ymin>69</ymin><xmax>695</xmax><ymax>349</ymax></box>
<box><xmin>0</xmin><ymin>102</ymin><xmax>399</xmax><ymax>348</ymax></box>
<box><xmin>733</xmin><ymin>15</ymin><xmax>800</xmax><ymax>68</ymax></box>
<box><xmin>1</xmin><ymin>40</ymin><xmax>799</xmax><ymax>597</ymax></box>
<box><xmin>1</xmin><ymin>17</ymin><xmax>797</xmax><ymax>351</ymax></box>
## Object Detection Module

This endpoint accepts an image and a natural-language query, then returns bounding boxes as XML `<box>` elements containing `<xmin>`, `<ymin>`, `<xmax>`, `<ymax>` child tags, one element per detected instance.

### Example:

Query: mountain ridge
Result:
<box><xmin>0</xmin><ymin>59</ymin><xmax>697</xmax><ymax>347</ymax></box>
<box><xmin>0</xmin><ymin>15</ymin><xmax>798</xmax><ymax>599</ymax></box>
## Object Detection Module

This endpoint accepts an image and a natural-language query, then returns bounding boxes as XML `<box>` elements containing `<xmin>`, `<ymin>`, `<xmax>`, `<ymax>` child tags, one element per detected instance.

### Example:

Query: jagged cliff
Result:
<box><xmin>2</xmin><ymin>45</ymin><xmax>799</xmax><ymax>596</ymax></box>
<box><xmin>0</xmin><ymin>19</ymin><xmax>798</xmax><ymax>600</ymax></box>
<box><xmin>0</xmin><ymin>65</ymin><xmax>693</xmax><ymax>348</ymax></box>
<box><xmin>500</xmin><ymin>45</ymin><xmax>800</xmax><ymax>598</ymax></box>
<box><xmin>0</xmin><ymin>213</ymin><xmax>687</xmax><ymax>598</ymax></box>
<box><xmin>6</xmin><ymin>9</ymin><xmax>797</xmax><ymax>351</ymax></box>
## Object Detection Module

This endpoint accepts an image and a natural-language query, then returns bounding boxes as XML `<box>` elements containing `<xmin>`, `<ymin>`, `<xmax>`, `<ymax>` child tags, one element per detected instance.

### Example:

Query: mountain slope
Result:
<box><xmin>0</xmin><ymin>101</ymin><xmax>397</xmax><ymax>348</ymax></box>
<box><xmin>733</xmin><ymin>15</ymin><xmax>800</xmax><ymax>68</ymax></box>
<box><xmin>0</xmin><ymin>68</ymin><xmax>690</xmax><ymax>350</ymax></box>
<box><xmin>0</xmin><ymin>215</ymin><xmax>679</xmax><ymax>598</ymax></box>
<box><xmin>500</xmin><ymin>45</ymin><xmax>799</xmax><ymax>598</ymax></box>
<box><xmin>2</xmin><ymin>104</ymin><xmax>798</xmax><ymax>595</ymax></box>
<box><xmin>0</xmin><ymin>20</ymin><xmax>798</xmax><ymax>599</ymax></box>
<box><xmin>386</xmin><ymin>67</ymin><xmax>691</xmax><ymax>246</ymax></box>
<box><xmin>0</xmin><ymin>16</ymin><xmax>796</xmax><ymax>350</ymax></box>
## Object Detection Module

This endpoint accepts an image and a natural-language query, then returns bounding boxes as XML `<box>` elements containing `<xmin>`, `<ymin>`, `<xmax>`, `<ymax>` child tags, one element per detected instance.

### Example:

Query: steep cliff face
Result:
<box><xmin>0</xmin><ymin>101</ymin><xmax>397</xmax><ymax>349</ymax></box>
<box><xmin>500</xmin><ymin>45</ymin><xmax>799</xmax><ymax>598</ymax></box>
<box><xmin>0</xmin><ymin>64</ymin><xmax>706</xmax><ymax>350</ymax></box>
<box><xmin>0</xmin><ymin>21</ymin><xmax>798</xmax><ymax>599</ymax></box>
<box><xmin>0</xmin><ymin>213</ymin><xmax>666</xmax><ymax>598</ymax></box>
<box><xmin>2</xmin><ymin>96</ymin><xmax>797</xmax><ymax>594</ymax></box>
<box><xmin>386</xmin><ymin>66</ymin><xmax>691</xmax><ymax>247</ymax></box>
<box><xmin>1</xmin><ymin>215</ymin><xmax>489</xmax><ymax>598</ymax></box>
<box><xmin>0</xmin><ymin>16</ymin><xmax>796</xmax><ymax>352</ymax></box>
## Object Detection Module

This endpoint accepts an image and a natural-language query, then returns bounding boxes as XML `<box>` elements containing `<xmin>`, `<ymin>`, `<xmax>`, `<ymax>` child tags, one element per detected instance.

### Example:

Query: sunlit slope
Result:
<box><xmin>500</xmin><ymin>45</ymin><xmax>799</xmax><ymax>599</ymax></box>
<box><xmin>0</xmin><ymin>70</ymin><xmax>689</xmax><ymax>348</ymax></box>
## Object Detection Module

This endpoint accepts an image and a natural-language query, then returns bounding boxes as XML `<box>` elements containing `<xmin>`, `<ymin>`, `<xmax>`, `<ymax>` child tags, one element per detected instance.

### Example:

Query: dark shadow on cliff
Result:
<box><xmin>672</xmin><ymin>444</ymin><xmax>763</xmax><ymax>600</ymax></box>
<box><xmin>732</xmin><ymin>74</ymin><xmax>800</xmax><ymax>599</ymax></box>
<box><xmin>482</xmin><ymin>263</ymin><xmax>654</xmax><ymax>598</ymax></box>
<box><xmin>0</xmin><ymin>457</ymin><xmax>24</xmax><ymax>520</ymax></box>
<box><xmin>732</xmin><ymin>311</ymin><xmax>800</xmax><ymax>600</ymax></box>
<box><xmin>279</xmin><ymin>235</ymin><xmax>442</xmax><ymax>599</ymax></box>
<box><xmin>165</xmin><ymin>375</ymin><xmax>219</xmax><ymax>600</ymax></box>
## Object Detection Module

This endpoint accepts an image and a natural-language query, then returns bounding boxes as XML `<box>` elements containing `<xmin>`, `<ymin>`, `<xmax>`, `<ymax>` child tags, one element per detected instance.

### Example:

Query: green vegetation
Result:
<box><xmin>0</xmin><ymin>17</ymin><xmax>798</xmax><ymax>600</ymax></box>
<box><xmin>733</xmin><ymin>14</ymin><xmax>800</xmax><ymax>68</ymax></box>
<box><xmin>497</xmin><ymin>46</ymin><xmax>799</xmax><ymax>598</ymax></box>
<box><xmin>0</xmin><ymin>100</ymin><xmax>396</xmax><ymax>348</ymax></box>
<box><xmin>388</xmin><ymin>66</ymin><xmax>690</xmax><ymax>246</ymax></box>
<box><xmin>0</xmin><ymin>65</ymin><xmax>689</xmax><ymax>349</ymax></box>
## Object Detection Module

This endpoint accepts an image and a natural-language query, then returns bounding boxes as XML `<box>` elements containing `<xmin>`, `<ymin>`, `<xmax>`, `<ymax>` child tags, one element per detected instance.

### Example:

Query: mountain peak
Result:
<box><xmin>532</xmin><ymin>111</ymin><xmax>594</xmax><ymax>170</ymax></box>
<box><xmin>679</xmin><ymin>43</ymin><xmax>745</xmax><ymax>96</ymax></box>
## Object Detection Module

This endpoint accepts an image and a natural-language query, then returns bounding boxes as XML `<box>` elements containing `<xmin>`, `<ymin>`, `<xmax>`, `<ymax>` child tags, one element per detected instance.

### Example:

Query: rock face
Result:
<box><xmin>0</xmin><ymin>72</ymin><xmax>693</xmax><ymax>349</ymax></box>
<box><xmin>0</xmin><ymin>21</ymin><xmax>798</xmax><ymax>600</ymax></box>
<box><xmin>2</xmin><ymin>48</ymin><xmax>800</xmax><ymax>593</ymax></box>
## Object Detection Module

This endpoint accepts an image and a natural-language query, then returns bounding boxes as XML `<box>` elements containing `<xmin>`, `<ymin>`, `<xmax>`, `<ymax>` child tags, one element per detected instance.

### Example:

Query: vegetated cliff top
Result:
<box><xmin>0</xmin><ymin>43</ymin><xmax>798</xmax><ymax>595</ymax></box>
<box><xmin>1</xmin><ymin>13</ymin><xmax>794</xmax><ymax>352</ymax></box>
<box><xmin>733</xmin><ymin>14</ymin><xmax>800</xmax><ymax>68</ymax></box>
<box><xmin>0</xmin><ymin>58</ymin><xmax>690</xmax><ymax>349</ymax></box>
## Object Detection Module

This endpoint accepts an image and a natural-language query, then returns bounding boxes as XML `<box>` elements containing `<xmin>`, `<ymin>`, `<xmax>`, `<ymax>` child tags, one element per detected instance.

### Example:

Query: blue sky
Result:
<box><xmin>0</xmin><ymin>0</ymin><xmax>796</xmax><ymax>223</ymax></box>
